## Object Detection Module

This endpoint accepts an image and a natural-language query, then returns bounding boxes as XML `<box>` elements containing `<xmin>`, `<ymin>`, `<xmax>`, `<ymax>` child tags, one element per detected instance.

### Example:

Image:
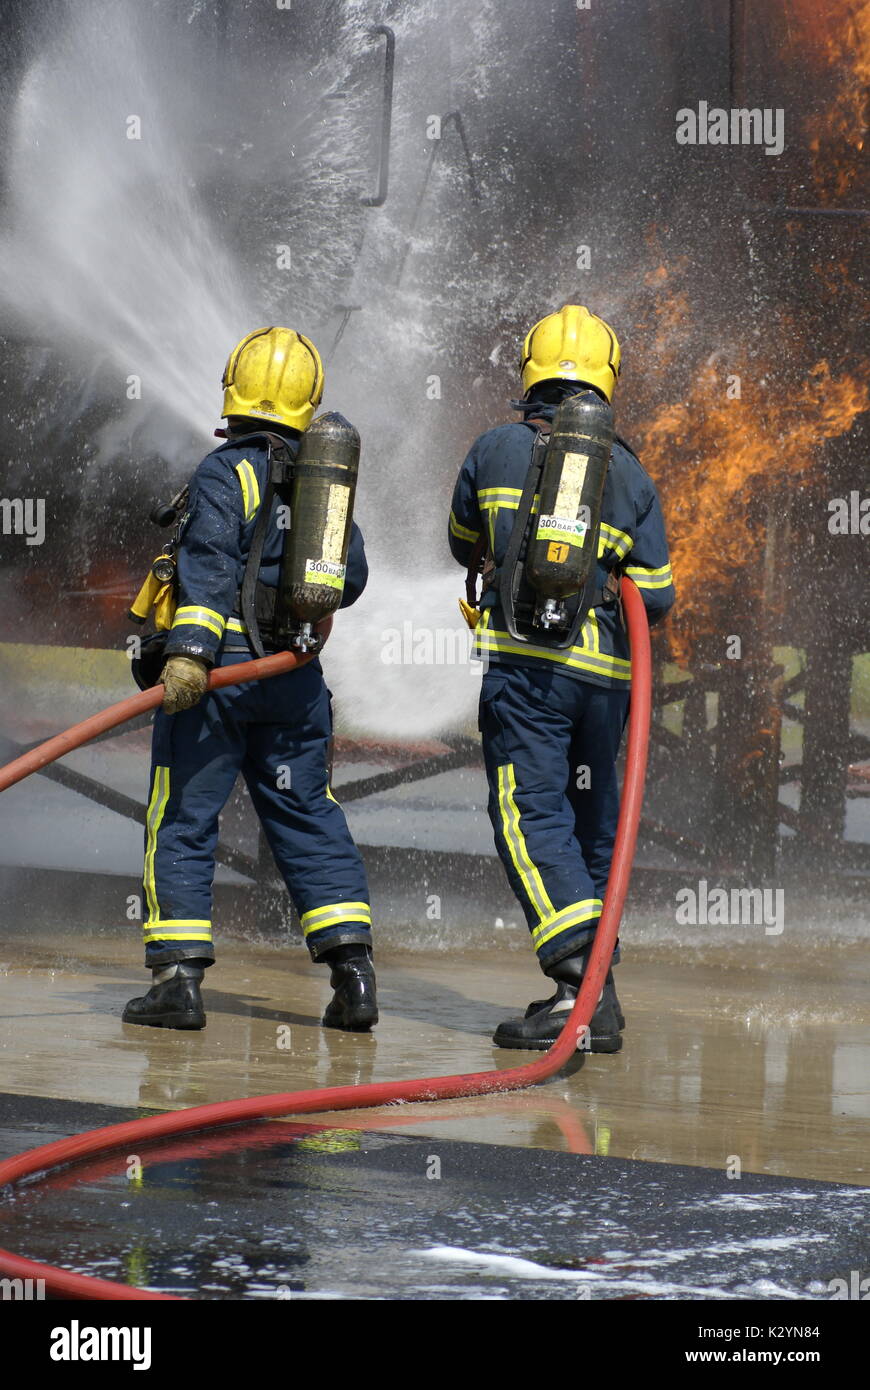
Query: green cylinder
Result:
<box><xmin>525</xmin><ymin>391</ymin><xmax>613</xmax><ymax>601</ymax></box>
<box><xmin>275</xmin><ymin>412</ymin><xmax>360</xmax><ymax>647</ymax></box>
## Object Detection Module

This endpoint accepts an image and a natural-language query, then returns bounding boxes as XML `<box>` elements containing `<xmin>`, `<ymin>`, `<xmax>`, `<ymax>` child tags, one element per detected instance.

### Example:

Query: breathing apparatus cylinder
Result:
<box><xmin>525</xmin><ymin>390</ymin><xmax>614</xmax><ymax>631</ymax></box>
<box><xmin>275</xmin><ymin>412</ymin><xmax>360</xmax><ymax>652</ymax></box>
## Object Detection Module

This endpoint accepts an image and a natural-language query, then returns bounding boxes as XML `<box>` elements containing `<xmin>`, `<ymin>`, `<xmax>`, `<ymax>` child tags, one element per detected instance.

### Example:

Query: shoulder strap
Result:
<box><xmin>498</xmin><ymin>429</ymin><xmax>548</xmax><ymax>642</ymax></box>
<box><xmin>238</xmin><ymin>435</ymin><xmax>294</xmax><ymax>658</ymax></box>
<box><xmin>215</xmin><ymin>429</ymin><xmax>292</xmax><ymax>455</ymax></box>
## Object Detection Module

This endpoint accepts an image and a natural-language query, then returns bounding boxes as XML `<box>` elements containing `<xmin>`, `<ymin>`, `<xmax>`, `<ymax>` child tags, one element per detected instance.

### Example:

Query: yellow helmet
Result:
<box><xmin>221</xmin><ymin>326</ymin><xmax>324</xmax><ymax>431</ymax></box>
<box><xmin>520</xmin><ymin>304</ymin><xmax>621</xmax><ymax>402</ymax></box>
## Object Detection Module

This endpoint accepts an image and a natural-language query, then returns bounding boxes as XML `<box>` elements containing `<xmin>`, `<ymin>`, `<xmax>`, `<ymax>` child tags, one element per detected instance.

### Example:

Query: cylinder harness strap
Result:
<box><xmin>235</xmin><ymin>432</ymin><xmax>293</xmax><ymax>659</ymax></box>
<box><xmin>463</xmin><ymin>421</ymin><xmax>620</xmax><ymax>647</ymax></box>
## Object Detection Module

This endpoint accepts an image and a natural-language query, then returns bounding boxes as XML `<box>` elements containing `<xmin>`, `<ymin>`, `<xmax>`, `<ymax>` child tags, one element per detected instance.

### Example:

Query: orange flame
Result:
<box><xmin>774</xmin><ymin>0</ymin><xmax>870</xmax><ymax>199</ymax></box>
<box><xmin>623</xmin><ymin>3</ymin><xmax>869</xmax><ymax>665</ymax></box>
<box><xmin>639</xmin><ymin>360</ymin><xmax>868</xmax><ymax>660</ymax></box>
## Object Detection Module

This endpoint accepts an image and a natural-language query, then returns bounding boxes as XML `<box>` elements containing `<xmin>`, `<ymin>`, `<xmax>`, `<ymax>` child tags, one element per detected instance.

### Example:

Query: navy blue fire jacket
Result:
<box><xmin>163</xmin><ymin>424</ymin><xmax>367</xmax><ymax>663</ymax></box>
<box><xmin>449</xmin><ymin>414</ymin><xmax>675</xmax><ymax>687</ymax></box>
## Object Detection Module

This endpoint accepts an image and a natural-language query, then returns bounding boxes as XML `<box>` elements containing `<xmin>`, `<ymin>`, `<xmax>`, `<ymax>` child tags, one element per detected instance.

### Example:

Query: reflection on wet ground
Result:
<box><xmin>0</xmin><ymin>923</ymin><xmax>868</xmax><ymax>1297</ymax></box>
<box><xmin>1</xmin><ymin>928</ymin><xmax>867</xmax><ymax>1183</ymax></box>
<box><xmin>3</xmin><ymin>1099</ymin><xmax>868</xmax><ymax>1300</ymax></box>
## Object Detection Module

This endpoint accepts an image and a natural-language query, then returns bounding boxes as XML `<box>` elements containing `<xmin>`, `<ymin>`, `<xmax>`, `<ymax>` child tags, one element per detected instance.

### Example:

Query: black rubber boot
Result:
<box><xmin>493</xmin><ymin>953</ymin><xmax>623</xmax><ymax>1053</ymax></box>
<box><xmin>122</xmin><ymin>961</ymin><xmax>207</xmax><ymax>1030</ymax></box>
<box><xmin>322</xmin><ymin>948</ymin><xmax>379</xmax><ymax>1032</ymax></box>
<box><xmin>524</xmin><ymin>970</ymin><xmax>625</xmax><ymax>1030</ymax></box>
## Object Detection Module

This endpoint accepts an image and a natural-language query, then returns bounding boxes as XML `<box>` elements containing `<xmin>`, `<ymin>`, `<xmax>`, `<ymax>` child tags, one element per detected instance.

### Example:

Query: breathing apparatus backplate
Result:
<box><xmin>498</xmin><ymin>402</ymin><xmax>613</xmax><ymax>648</ymax></box>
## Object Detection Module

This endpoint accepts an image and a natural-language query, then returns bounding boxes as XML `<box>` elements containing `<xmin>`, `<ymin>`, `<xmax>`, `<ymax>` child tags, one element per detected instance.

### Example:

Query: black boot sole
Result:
<box><xmin>322</xmin><ymin>1007</ymin><xmax>379</xmax><ymax>1032</ymax></box>
<box><xmin>122</xmin><ymin>1009</ymin><xmax>206</xmax><ymax>1030</ymax></box>
<box><xmin>492</xmin><ymin>1028</ymin><xmax>623</xmax><ymax>1053</ymax></box>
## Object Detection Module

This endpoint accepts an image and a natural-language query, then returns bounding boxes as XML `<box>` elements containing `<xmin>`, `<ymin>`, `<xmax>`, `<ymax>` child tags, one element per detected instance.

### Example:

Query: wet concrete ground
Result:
<box><xmin>0</xmin><ymin>917</ymin><xmax>868</xmax><ymax>1298</ymax></box>
<box><xmin>1</xmin><ymin>925</ymin><xmax>867</xmax><ymax>1184</ymax></box>
<box><xmin>2</xmin><ymin>1093</ymin><xmax>868</xmax><ymax>1300</ymax></box>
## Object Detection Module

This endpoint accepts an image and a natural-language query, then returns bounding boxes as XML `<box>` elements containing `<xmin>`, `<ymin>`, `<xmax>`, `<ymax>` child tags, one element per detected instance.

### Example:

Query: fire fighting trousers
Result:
<box><xmin>140</xmin><ymin>653</ymin><xmax>371</xmax><ymax>967</ymax></box>
<box><xmin>479</xmin><ymin>664</ymin><xmax>630</xmax><ymax>972</ymax></box>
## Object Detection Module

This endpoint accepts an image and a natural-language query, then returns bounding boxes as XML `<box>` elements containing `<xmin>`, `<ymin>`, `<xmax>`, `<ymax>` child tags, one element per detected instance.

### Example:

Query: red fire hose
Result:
<box><xmin>0</xmin><ymin>580</ymin><xmax>651</xmax><ymax>1300</ymax></box>
<box><xmin>0</xmin><ymin>630</ymin><xmax>331</xmax><ymax>795</ymax></box>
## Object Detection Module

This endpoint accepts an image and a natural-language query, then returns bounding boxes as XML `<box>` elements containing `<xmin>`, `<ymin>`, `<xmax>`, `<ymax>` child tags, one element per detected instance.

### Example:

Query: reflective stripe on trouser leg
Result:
<box><xmin>143</xmin><ymin>920</ymin><xmax>213</xmax><ymax>946</ymax></box>
<box><xmin>530</xmin><ymin>899</ymin><xmax>603</xmax><ymax>954</ymax></box>
<box><xmin>241</xmin><ymin>691</ymin><xmax>372</xmax><ymax>961</ymax></box>
<box><xmin>497</xmin><ymin>764</ymin><xmax>554</xmax><ymax>922</ymax></box>
<box><xmin>143</xmin><ymin>765</ymin><xmax>170</xmax><ymax>924</ymax></box>
<box><xmin>141</xmin><ymin>686</ymin><xmax>255</xmax><ymax>966</ymax></box>
<box><xmin>301</xmin><ymin>901</ymin><xmax>372</xmax><ymax>949</ymax></box>
<box><xmin>479</xmin><ymin>666</ymin><xmax>613</xmax><ymax>969</ymax></box>
<box><xmin>142</xmin><ymin>760</ymin><xmax>215</xmax><ymax>962</ymax></box>
<box><xmin>495</xmin><ymin>761</ymin><xmax>602</xmax><ymax>965</ymax></box>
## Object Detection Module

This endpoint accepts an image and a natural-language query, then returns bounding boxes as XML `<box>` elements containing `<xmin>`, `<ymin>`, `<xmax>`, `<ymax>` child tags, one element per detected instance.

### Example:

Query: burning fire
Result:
<box><xmin>638</xmin><ymin>358</ymin><xmax>868</xmax><ymax>661</ymax></box>
<box><xmin>626</xmin><ymin>0</ymin><xmax>869</xmax><ymax>665</ymax></box>
<box><xmin>789</xmin><ymin>0</ymin><xmax>870</xmax><ymax>202</ymax></box>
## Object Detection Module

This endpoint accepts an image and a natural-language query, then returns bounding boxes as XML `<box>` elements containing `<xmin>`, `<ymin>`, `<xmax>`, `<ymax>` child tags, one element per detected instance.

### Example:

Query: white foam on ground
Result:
<box><xmin>413</xmin><ymin>1245</ymin><xmax>605</xmax><ymax>1281</ymax></box>
<box><xmin>604</xmin><ymin>1234</ymin><xmax>827</xmax><ymax>1270</ymax></box>
<box><xmin>696</xmin><ymin>1190</ymin><xmax>869</xmax><ymax>1213</ymax></box>
<box><xmin>411</xmin><ymin>1246</ymin><xmax>765</xmax><ymax>1300</ymax></box>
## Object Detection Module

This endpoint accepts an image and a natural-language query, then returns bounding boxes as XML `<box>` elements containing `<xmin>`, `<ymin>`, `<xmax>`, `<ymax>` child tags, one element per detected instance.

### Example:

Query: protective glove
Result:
<box><xmin>160</xmin><ymin>656</ymin><xmax>209</xmax><ymax>714</ymax></box>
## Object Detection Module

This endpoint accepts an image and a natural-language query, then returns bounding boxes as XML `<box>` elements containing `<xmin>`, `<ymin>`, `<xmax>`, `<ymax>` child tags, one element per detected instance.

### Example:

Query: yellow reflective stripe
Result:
<box><xmin>226</xmin><ymin>617</ymin><xmax>247</xmax><ymax>633</ymax></box>
<box><xmin>497</xmin><ymin>764</ymin><xmax>554</xmax><ymax>922</ymax></box>
<box><xmin>301</xmin><ymin>901</ymin><xmax>372</xmax><ymax>937</ymax></box>
<box><xmin>600</xmin><ymin>522</ymin><xmax>632</xmax><ymax>548</ymax></box>
<box><xmin>479</xmin><ymin>625</ymin><xmax>631</xmax><ymax>669</ymax></box>
<box><xmin>626</xmin><ymin>562</ymin><xmax>671</xmax><ymax>577</ymax></box>
<box><xmin>303</xmin><ymin>913</ymin><xmax>370</xmax><ymax>936</ymax></box>
<box><xmin>449</xmin><ymin>511</ymin><xmax>480</xmax><ymax>543</ymax></box>
<box><xmin>326</xmin><ymin>783</ymin><xmax>340</xmax><ymax>805</ymax></box>
<box><xmin>302</xmin><ymin>900</ymin><xmax>371</xmax><ymax>925</ymax></box>
<box><xmin>478</xmin><ymin>491</ymin><xmax>540</xmax><ymax>512</ymax></box>
<box><xmin>531</xmin><ymin>899</ymin><xmax>603</xmax><ymax>950</ymax></box>
<box><xmin>599</xmin><ymin>524</ymin><xmax>633</xmax><ymax>560</ymax></box>
<box><xmin>625</xmin><ymin>563</ymin><xmax>673</xmax><ymax>589</ymax></box>
<box><xmin>172</xmin><ymin>605</ymin><xmax>226</xmax><ymax>638</ymax></box>
<box><xmin>581</xmin><ymin>613</ymin><xmax>600</xmax><ymax>653</ymax></box>
<box><xmin>143</xmin><ymin>766</ymin><xmax>170</xmax><ymax>921</ymax></box>
<box><xmin>627</xmin><ymin>574</ymin><xmax>673</xmax><ymax>590</ymax></box>
<box><xmin>235</xmin><ymin>458</ymin><xmax>261</xmax><ymax>522</ymax></box>
<box><xmin>236</xmin><ymin>462</ymin><xmax>252</xmax><ymax>519</ymax></box>
<box><xmin>478</xmin><ymin>486</ymin><xmax>522</xmax><ymax>501</ymax></box>
<box><xmin>143</xmin><ymin>920</ymin><xmax>213</xmax><ymax>942</ymax></box>
<box><xmin>478</xmin><ymin>627</ymin><xmax>632</xmax><ymax>679</ymax></box>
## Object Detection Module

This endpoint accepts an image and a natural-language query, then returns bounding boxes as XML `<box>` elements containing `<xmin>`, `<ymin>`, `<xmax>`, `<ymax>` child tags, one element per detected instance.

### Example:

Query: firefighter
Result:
<box><xmin>123</xmin><ymin>327</ymin><xmax>377</xmax><ymax>1033</ymax></box>
<box><xmin>449</xmin><ymin>305</ymin><xmax>675</xmax><ymax>1051</ymax></box>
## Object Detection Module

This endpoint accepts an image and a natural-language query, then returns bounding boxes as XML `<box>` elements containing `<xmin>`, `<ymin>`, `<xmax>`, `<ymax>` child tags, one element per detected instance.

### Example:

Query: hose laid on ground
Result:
<box><xmin>0</xmin><ymin>580</ymin><xmax>651</xmax><ymax>1300</ymax></box>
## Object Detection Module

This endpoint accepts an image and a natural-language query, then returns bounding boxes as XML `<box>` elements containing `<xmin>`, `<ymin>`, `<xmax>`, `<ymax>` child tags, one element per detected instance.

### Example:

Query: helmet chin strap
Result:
<box><xmin>218</xmin><ymin>416</ymin><xmax>302</xmax><ymax>443</ymax></box>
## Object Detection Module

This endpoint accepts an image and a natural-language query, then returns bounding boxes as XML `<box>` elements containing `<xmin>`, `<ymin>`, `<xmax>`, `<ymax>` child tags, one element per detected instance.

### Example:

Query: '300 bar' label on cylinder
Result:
<box><xmin>536</xmin><ymin>513</ymin><xmax>588</xmax><ymax>547</ymax></box>
<box><xmin>305</xmin><ymin>558</ymin><xmax>346</xmax><ymax>590</ymax></box>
